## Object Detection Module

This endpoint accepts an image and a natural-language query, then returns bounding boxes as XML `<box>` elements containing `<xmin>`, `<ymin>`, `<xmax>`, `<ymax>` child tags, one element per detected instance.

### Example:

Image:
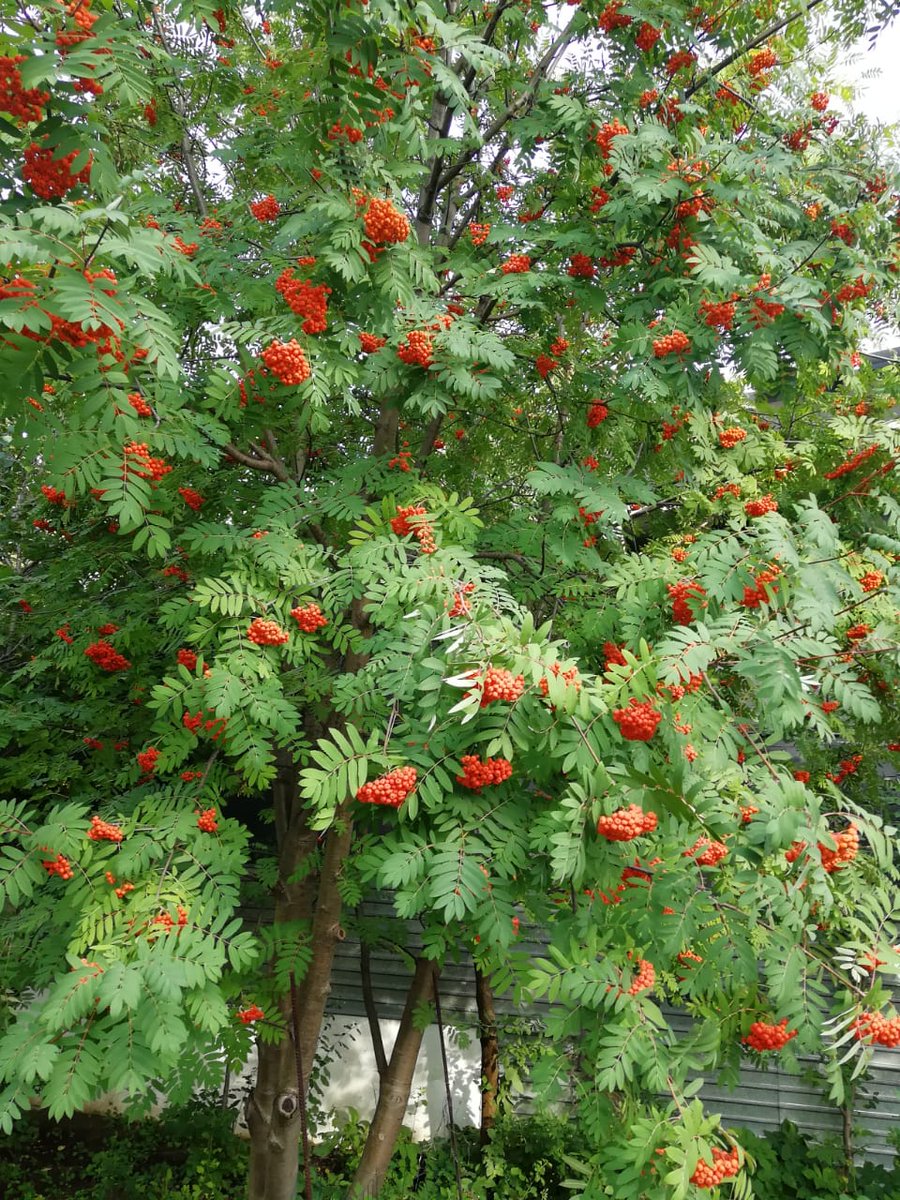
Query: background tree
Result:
<box><xmin>1</xmin><ymin>2</ymin><xmax>899</xmax><ymax>1200</ymax></box>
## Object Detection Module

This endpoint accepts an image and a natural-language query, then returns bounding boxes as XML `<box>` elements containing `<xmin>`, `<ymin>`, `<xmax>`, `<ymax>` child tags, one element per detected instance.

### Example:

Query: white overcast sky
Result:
<box><xmin>843</xmin><ymin>19</ymin><xmax>900</xmax><ymax>124</ymax></box>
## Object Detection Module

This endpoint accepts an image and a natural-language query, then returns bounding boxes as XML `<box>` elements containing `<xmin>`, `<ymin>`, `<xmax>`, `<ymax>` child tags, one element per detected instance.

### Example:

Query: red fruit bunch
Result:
<box><xmin>627</xmin><ymin>958</ymin><xmax>655</xmax><ymax>995</ymax></box>
<box><xmin>539</xmin><ymin>662</ymin><xmax>581</xmax><ymax>697</ymax></box>
<box><xmin>291</xmin><ymin>603</ymin><xmax>328</xmax><ymax>633</ymax></box>
<box><xmin>128</xmin><ymin>392</ymin><xmax>152</xmax><ymax>416</ymax></box>
<box><xmin>597</xmin><ymin>2</ymin><xmax>631</xmax><ymax>32</ymax></box>
<box><xmin>589</xmin><ymin>185</ymin><xmax>610</xmax><ymax>211</ymax></box>
<box><xmin>587</xmin><ymin>401</ymin><xmax>609</xmax><ymax>427</ymax></box>
<box><xmin>811</xmin><ymin>91</ymin><xmax>830</xmax><ymax>111</ymax></box>
<box><xmin>824</xmin><ymin>444</ymin><xmax>878</xmax><ymax>480</ymax></box>
<box><xmin>846</xmin><ymin>623</ymin><xmax>871</xmax><ymax>642</ymax></box>
<box><xmin>154</xmin><ymin>906</ymin><xmax>188</xmax><ymax>932</ymax></box>
<box><xmin>247</xmin><ymin>618</ymin><xmax>289</xmax><ymax>646</ymax></box>
<box><xmin>87</xmin><ymin>815</ymin><xmax>124</xmax><ymax>842</ymax></box>
<box><xmin>691</xmin><ymin>1146</ymin><xmax>741</xmax><ymax>1189</ymax></box>
<box><xmin>549</xmin><ymin>337</ymin><xmax>568</xmax><ymax>356</ymax></box>
<box><xmin>358</xmin><ymin>332</ymin><xmax>386</xmax><ymax>354</ymax></box>
<box><xmin>835</xmin><ymin>277</ymin><xmax>872</xmax><ymax>304</ymax></box>
<box><xmin>596</xmin><ymin>804</ymin><xmax>657</xmax><ymax>842</ymax></box>
<box><xmin>41</xmin><ymin>485</ymin><xmax>70</xmax><ymax>506</ymax></box>
<box><xmin>328</xmin><ymin>122</ymin><xmax>363</xmax><ymax>143</ymax></box>
<box><xmin>665</xmin><ymin>49</ymin><xmax>697</xmax><ymax>76</ymax></box>
<box><xmin>23</xmin><ymin>140</ymin><xmax>91</xmax><ymax>198</ymax></box>
<box><xmin>179</xmin><ymin>487</ymin><xmax>204</xmax><ymax>511</ymax></box>
<box><xmin>250</xmin><ymin>194</ymin><xmax>280</xmax><ymax>221</ymax></box>
<box><xmin>275</xmin><ymin>269</ymin><xmax>331</xmax><ymax>334</ymax></box>
<box><xmin>196</xmin><ymin>807</ymin><xmax>219</xmax><ymax>833</ymax></box>
<box><xmin>448</xmin><ymin>582</ymin><xmax>476</xmax><ymax>618</ymax></box>
<box><xmin>84</xmin><ymin>639</ymin><xmax>131</xmax><ymax>671</ymax></box>
<box><xmin>478</xmin><ymin>667</ymin><xmax>525</xmax><ymax>707</ymax></box>
<box><xmin>743</xmin><ymin>1018</ymin><xmax>797</xmax><ymax>1052</ymax></box>
<box><xmin>535</xmin><ymin>353</ymin><xmax>557</xmax><ymax>379</ymax></box>
<box><xmin>635</xmin><ymin>22</ymin><xmax>661</xmax><ymax>51</ymax></box>
<box><xmin>137</xmin><ymin>746</ymin><xmax>160</xmax><ymax>774</ymax></box>
<box><xmin>42</xmin><ymin>853</ymin><xmax>74</xmax><ymax>880</ymax></box>
<box><xmin>668</xmin><ymin>579</ymin><xmax>707</xmax><ymax>625</ymax></box>
<box><xmin>653</xmin><ymin>329</ymin><xmax>691</xmax><ymax>358</ymax></box>
<box><xmin>567</xmin><ymin>253</ymin><xmax>595</xmax><ymax>278</ymax></box>
<box><xmin>469</xmin><ymin>222</ymin><xmax>490</xmax><ymax>246</ymax></box>
<box><xmin>826</xmin><ymin>754</ymin><xmax>863</xmax><ymax>785</ymax></box>
<box><xmin>177</xmin><ymin>648</ymin><xmax>198</xmax><ymax>670</ymax></box>
<box><xmin>831</xmin><ymin>219</ymin><xmax>855</xmax><ymax>245</ymax></box>
<box><xmin>183</xmin><ymin>711</ymin><xmax>203</xmax><ymax>733</ymax></box>
<box><xmin>123</xmin><ymin>440</ymin><xmax>172</xmax><ymax>481</ymax></box>
<box><xmin>594</xmin><ymin>118</ymin><xmax>628</xmax><ymax>159</ymax></box>
<box><xmin>0</xmin><ymin>55</ymin><xmax>50</xmax><ymax>123</ymax></box>
<box><xmin>612</xmin><ymin>699</ymin><xmax>662</xmax><ymax>741</ymax></box>
<box><xmin>742</xmin><ymin>565</ymin><xmax>781</xmax><ymax>609</ymax></box>
<box><xmin>456</xmin><ymin>755</ymin><xmax>513</xmax><ymax>791</ymax></box>
<box><xmin>238</xmin><ymin>1005</ymin><xmax>265</xmax><ymax>1024</ymax></box>
<box><xmin>363</xmin><ymin>197</ymin><xmax>410</xmax><ymax>244</ymax></box>
<box><xmin>740</xmin><ymin>805</ymin><xmax>759</xmax><ymax>824</ymax></box>
<box><xmin>684</xmin><ymin>836</ymin><xmax>728</xmax><ymax>867</ymax></box>
<box><xmin>391</xmin><ymin>504</ymin><xmax>436</xmax><ymax>553</ymax></box>
<box><xmin>748</xmin><ymin>47</ymin><xmax>778</xmax><ymax>76</ymax></box>
<box><xmin>854</xmin><ymin>1011</ymin><xmax>900</xmax><ymax>1048</ymax></box>
<box><xmin>261</xmin><ymin>338</ymin><xmax>311</xmax><ymax>385</ymax></box>
<box><xmin>357</xmin><ymin>765</ymin><xmax>417</xmax><ymax>807</ymax></box>
<box><xmin>859</xmin><ymin>570</ymin><xmax>883</xmax><ymax>592</ymax></box>
<box><xmin>744</xmin><ymin>494</ymin><xmax>778</xmax><ymax>517</ymax></box>
<box><xmin>699</xmin><ymin>298</ymin><xmax>737</xmax><ymax>331</ymax></box>
<box><xmin>603</xmin><ymin>641</ymin><xmax>627</xmax><ymax>670</ymax></box>
<box><xmin>500</xmin><ymin>254</ymin><xmax>531</xmax><ymax>274</ymax></box>
<box><xmin>718</xmin><ymin>426</ymin><xmax>747</xmax><ymax>448</ymax></box>
<box><xmin>397</xmin><ymin>329</ymin><xmax>434</xmax><ymax>368</ymax></box>
<box><xmin>818</xmin><ymin>824</ymin><xmax>858</xmax><ymax>873</ymax></box>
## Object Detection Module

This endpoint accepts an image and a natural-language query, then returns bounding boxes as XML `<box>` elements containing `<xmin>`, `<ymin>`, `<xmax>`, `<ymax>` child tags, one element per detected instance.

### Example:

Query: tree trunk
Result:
<box><xmin>475</xmin><ymin>967</ymin><xmax>499</xmax><ymax>1145</ymax></box>
<box><xmin>348</xmin><ymin>957</ymin><xmax>437</xmax><ymax>1198</ymax></box>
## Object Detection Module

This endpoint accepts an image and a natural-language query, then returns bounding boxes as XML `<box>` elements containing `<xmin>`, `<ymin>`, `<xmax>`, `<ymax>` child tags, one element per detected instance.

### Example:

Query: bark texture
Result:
<box><xmin>475</xmin><ymin>967</ymin><xmax>499</xmax><ymax>1145</ymax></box>
<box><xmin>348</xmin><ymin>958</ymin><xmax>437</xmax><ymax>1198</ymax></box>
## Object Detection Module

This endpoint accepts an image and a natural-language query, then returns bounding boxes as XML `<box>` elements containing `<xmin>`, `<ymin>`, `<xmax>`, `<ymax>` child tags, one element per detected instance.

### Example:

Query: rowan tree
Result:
<box><xmin>1</xmin><ymin>2</ymin><xmax>900</xmax><ymax>1200</ymax></box>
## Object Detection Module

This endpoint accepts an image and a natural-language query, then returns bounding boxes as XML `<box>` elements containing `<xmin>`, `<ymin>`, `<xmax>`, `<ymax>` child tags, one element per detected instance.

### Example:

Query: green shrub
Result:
<box><xmin>736</xmin><ymin>1123</ymin><xmax>900</xmax><ymax>1200</ymax></box>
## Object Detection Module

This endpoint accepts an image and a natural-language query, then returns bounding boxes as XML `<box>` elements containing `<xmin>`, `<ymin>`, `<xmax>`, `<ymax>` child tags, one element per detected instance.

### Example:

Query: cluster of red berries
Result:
<box><xmin>179</xmin><ymin>487</ymin><xmax>204</xmax><ymax>511</ymax></box>
<box><xmin>363</xmin><ymin>197</ymin><xmax>410</xmax><ymax>244</ymax></box>
<box><xmin>684</xmin><ymin>837</ymin><xmax>729</xmax><ymax>867</ymax></box>
<box><xmin>827</xmin><ymin>755</ymin><xmax>863</xmax><ymax>785</ymax></box>
<box><xmin>567</xmin><ymin>253</ymin><xmax>595</xmax><ymax>278</ymax></box>
<box><xmin>535</xmin><ymin>353</ymin><xmax>557</xmax><ymax>379</ymax></box>
<box><xmin>23</xmin><ymin>141</ymin><xmax>92</xmax><ymax>198</ymax></box>
<box><xmin>84</xmin><ymin>640</ymin><xmax>132</xmax><ymax>671</ymax></box>
<box><xmin>397</xmin><ymin>329</ymin><xmax>434</xmax><ymax>368</ymax></box>
<box><xmin>328</xmin><ymin>122</ymin><xmax>363</xmax><ymax>143</ymax></box>
<box><xmin>835</xmin><ymin>277</ymin><xmax>872</xmax><ymax>304</ymax></box>
<box><xmin>250</xmin><ymin>195</ymin><xmax>280</xmax><ymax>221</ymax></box>
<box><xmin>448</xmin><ymin>582</ymin><xmax>475</xmax><ymax>617</ymax></box>
<box><xmin>478</xmin><ymin>667</ymin><xmax>525</xmax><ymax>707</ymax></box>
<box><xmin>291</xmin><ymin>603</ymin><xmax>328</xmax><ymax>633</ymax></box>
<box><xmin>456</xmin><ymin>756</ymin><xmax>513</xmax><ymax>791</ymax></box>
<box><xmin>43</xmin><ymin>853</ymin><xmax>74</xmax><ymax>880</ymax></box>
<box><xmin>718</xmin><ymin>426</ymin><xmax>747</xmax><ymax>449</ymax></box>
<box><xmin>859</xmin><ymin>570</ymin><xmax>883</xmax><ymax>592</ymax></box>
<box><xmin>612</xmin><ymin>699</ymin><xmax>662</xmax><ymax>742</ymax></box>
<box><xmin>124</xmin><ymin>441</ymin><xmax>172</xmax><ymax>481</ymax></box>
<box><xmin>261</xmin><ymin>339</ymin><xmax>311</xmax><ymax>385</ymax></box>
<box><xmin>743</xmin><ymin>1018</ymin><xmax>797</xmax><ymax>1052</ymax></box>
<box><xmin>589</xmin><ymin>186</ymin><xmax>610</xmax><ymax>211</ymax></box>
<box><xmin>391</xmin><ymin>504</ymin><xmax>436</xmax><ymax>553</ymax></box>
<box><xmin>635</xmin><ymin>22</ymin><xmax>661</xmax><ymax>51</ymax></box>
<box><xmin>154</xmin><ymin>906</ymin><xmax>188</xmax><ymax>932</ymax></box>
<box><xmin>653</xmin><ymin>330</ymin><xmax>691</xmax><ymax>357</ymax></box>
<box><xmin>469</xmin><ymin>223</ymin><xmax>490</xmax><ymax>246</ymax></box>
<box><xmin>668</xmin><ymin>579</ymin><xmax>707</xmax><ymax>625</ymax></box>
<box><xmin>238</xmin><ymin>1005</ymin><xmax>265</xmax><ymax>1024</ymax></box>
<box><xmin>596</xmin><ymin>805</ymin><xmax>657</xmax><ymax>842</ymax></box>
<box><xmin>846</xmin><ymin>623</ymin><xmax>871</xmax><ymax>642</ymax></box>
<box><xmin>594</xmin><ymin>118</ymin><xmax>628</xmax><ymax>159</ymax></box>
<box><xmin>500</xmin><ymin>254</ymin><xmax>531</xmax><ymax>274</ymax></box>
<box><xmin>275</xmin><ymin>269</ymin><xmax>331</xmax><ymax>334</ymax></box>
<box><xmin>854</xmin><ymin>1011</ymin><xmax>900</xmax><ymax>1048</ymax></box>
<box><xmin>549</xmin><ymin>337</ymin><xmax>568</xmax><ymax>356</ymax></box>
<box><xmin>247</xmin><ymin>618</ymin><xmax>289</xmax><ymax>646</ymax></box>
<box><xmin>742</xmin><ymin>564</ymin><xmax>781</xmax><ymax>609</ymax></box>
<box><xmin>128</xmin><ymin>392</ymin><xmax>152</xmax><ymax>416</ymax></box>
<box><xmin>539</xmin><ymin>663</ymin><xmax>580</xmax><ymax>697</ymax></box>
<box><xmin>824</xmin><ymin>444</ymin><xmax>878</xmax><ymax>480</ymax></box>
<box><xmin>177</xmin><ymin>648</ymin><xmax>198</xmax><ymax>670</ymax></box>
<box><xmin>41</xmin><ymin>484</ymin><xmax>70</xmax><ymax>506</ymax></box>
<box><xmin>818</xmin><ymin>824</ymin><xmax>859</xmax><ymax>873</ymax></box>
<box><xmin>87</xmin><ymin>815</ymin><xmax>124</xmax><ymax>842</ymax></box>
<box><xmin>587</xmin><ymin>401</ymin><xmax>609</xmax><ymax>427</ymax></box>
<box><xmin>831</xmin><ymin>219</ymin><xmax>854</xmax><ymax>245</ymax></box>
<box><xmin>137</xmin><ymin>747</ymin><xmax>160</xmax><ymax>774</ymax></box>
<box><xmin>699</xmin><ymin>297</ymin><xmax>737</xmax><ymax>331</ymax></box>
<box><xmin>105</xmin><ymin>872</ymin><xmax>133</xmax><ymax>899</ymax></box>
<box><xmin>603</xmin><ymin>641</ymin><xmax>627</xmax><ymax>670</ymax></box>
<box><xmin>196</xmin><ymin>808</ymin><xmax>218</xmax><ymax>833</ymax></box>
<box><xmin>744</xmin><ymin>494</ymin><xmax>778</xmax><ymax>517</ymax></box>
<box><xmin>357</xmin><ymin>765</ymin><xmax>417</xmax><ymax>807</ymax></box>
<box><xmin>666</xmin><ymin>49</ymin><xmax>697</xmax><ymax>75</ymax></box>
<box><xmin>0</xmin><ymin>55</ymin><xmax>49</xmax><ymax>122</ymax></box>
<box><xmin>358</xmin><ymin>332</ymin><xmax>386</xmax><ymax>354</ymax></box>
<box><xmin>748</xmin><ymin>47</ymin><xmax>778</xmax><ymax>76</ymax></box>
<box><xmin>597</xmin><ymin>1</ymin><xmax>630</xmax><ymax>32</ymax></box>
<box><xmin>627</xmin><ymin>958</ymin><xmax>655</xmax><ymax>995</ymax></box>
<box><xmin>811</xmin><ymin>91</ymin><xmax>830</xmax><ymax>111</ymax></box>
<box><xmin>690</xmin><ymin>1147</ymin><xmax>741</xmax><ymax>1189</ymax></box>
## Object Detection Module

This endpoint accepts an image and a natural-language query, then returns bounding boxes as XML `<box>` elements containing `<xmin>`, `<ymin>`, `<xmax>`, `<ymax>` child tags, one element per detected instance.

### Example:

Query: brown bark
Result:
<box><xmin>361</xmin><ymin>941</ymin><xmax>388</xmax><ymax>1078</ymax></box>
<box><xmin>475</xmin><ymin>967</ymin><xmax>499</xmax><ymax>1145</ymax></box>
<box><xmin>348</xmin><ymin>958</ymin><xmax>437</xmax><ymax>1198</ymax></box>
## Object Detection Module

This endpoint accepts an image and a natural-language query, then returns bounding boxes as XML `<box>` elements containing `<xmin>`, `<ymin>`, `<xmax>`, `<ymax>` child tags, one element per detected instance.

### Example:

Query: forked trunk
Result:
<box><xmin>348</xmin><ymin>957</ymin><xmax>437</xmax><ymax>1198</ymax></box>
